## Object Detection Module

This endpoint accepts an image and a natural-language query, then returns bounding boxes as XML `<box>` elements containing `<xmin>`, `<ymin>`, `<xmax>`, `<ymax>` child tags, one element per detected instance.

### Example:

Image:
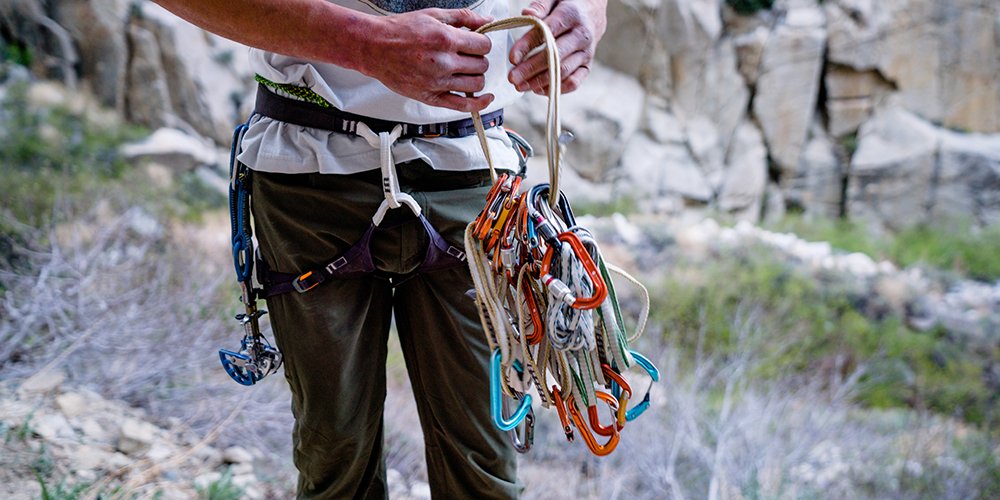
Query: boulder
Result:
<box><xmin>664</xmin><ymin>0</ymin><xmax>749</xmax><ymax>156</ymax></box>
<box><xmin>824</xmin><ymin>66</ymin><xmax>893</xmax><ymax>138</ymax></box>
<box><xmin>718</xmin><ymin>121</ymin><xmax>768</xmax><ymax>220</ymax></box>
<box><xmin>752</xmin><ymin>6</ymin><xmax>826</xmax><ymax>178</ymax></box>
<box><xmin>784</xmin><ymin>122</ymin><xmax>843</xmax><ymax>217</ymax></box>
<box><xmin>125</xmin><ymin>23</ymin><xmax>172</xmax><ymax>129</ymax></box>
<box><xmin>825</xmin><ymin>0</ymin><xmax>1000</xmax><ymax>133</ymax></box>
<box><xmin>121</xmin><ymin>127</ymin><xmax>222</xmax><ymax>171</ymax></box>
<box><xmin>620</xmin><ymin>132</ymin><xmax>712</xmax><ymax>204</ymax></box>
<box><xmin>559</xmin><ymin>63</ymin><xmax>646</xmax><ymax>181</ymax></box>
<box><xmin>847</xmin><ymin>106</ymin><xmax>938</xmax><ymax>229</ymax></box>
<box><xmin>932</xmin><ymin>129</ymin><xmax>1000</xmax><ymax>226</ymax></box>
<box><xmin>18</xmin><ymin>369</ymin><xmax>65</xmax><ymax>395</ymax></box>
<box><xmin>117</xmin><ymin>418</ymin><xmax>160</xmax><ymax>455</ymax></box>
<box><xmin>52</xmin><ymin>0</ymin><xmax>130</xmax><ymax>108</ymax></box>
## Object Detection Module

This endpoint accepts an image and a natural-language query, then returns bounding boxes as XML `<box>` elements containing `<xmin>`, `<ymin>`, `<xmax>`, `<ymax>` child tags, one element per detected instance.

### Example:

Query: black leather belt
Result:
<box><xmin>253</xmin><ymin>84</ymin><xmax>503</xmax><ymax>139</ymax></box>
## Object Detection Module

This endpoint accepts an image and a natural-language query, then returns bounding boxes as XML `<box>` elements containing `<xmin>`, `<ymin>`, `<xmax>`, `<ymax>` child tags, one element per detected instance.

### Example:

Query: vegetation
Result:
<box><xmin>650</xmin><ymin>243</ymin><xmax>998</xmax><ymax>427</ymax></box>
<box><xmin>768</xmin><ymin>214</ymin><xmax>1000</xmax><ymax>282</ymax></box>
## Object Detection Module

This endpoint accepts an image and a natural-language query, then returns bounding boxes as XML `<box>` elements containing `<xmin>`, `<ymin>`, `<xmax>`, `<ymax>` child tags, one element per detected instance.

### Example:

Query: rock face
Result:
<box><xmin>3</xmin><ymin>0</ymin><xmax>1000</xmax><ymax>227</ymax></box>
<box><xmin>1</xmin><ymin>0</ymin><xmax>253</xmax><ymax>144</ymax></box>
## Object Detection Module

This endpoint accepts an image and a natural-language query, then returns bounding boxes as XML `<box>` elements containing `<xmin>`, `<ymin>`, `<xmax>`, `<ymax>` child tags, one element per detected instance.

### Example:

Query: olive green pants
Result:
<box><xmin>251</xmin><ymin>163</ymin><xmax>521</xmax><ymax>499</ymax></box>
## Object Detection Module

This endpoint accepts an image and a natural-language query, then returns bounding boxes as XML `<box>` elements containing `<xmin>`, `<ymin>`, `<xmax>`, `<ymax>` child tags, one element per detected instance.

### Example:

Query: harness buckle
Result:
<box><xmin>292</xmin><ymin>270</ymin><xmax>320</xmax><ymax>293</ymax></box>
<box><xmin>446</xmin><ymin>246</ymin><xmax>466</xmax><ymax>261</ymax></box>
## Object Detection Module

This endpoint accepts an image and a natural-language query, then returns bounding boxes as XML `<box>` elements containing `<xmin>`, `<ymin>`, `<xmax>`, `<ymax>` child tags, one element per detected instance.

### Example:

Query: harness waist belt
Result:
<box><xmin>253</xmin><ymin>84</ymin><xmax>504</xmax><ymax>139</ymax></box>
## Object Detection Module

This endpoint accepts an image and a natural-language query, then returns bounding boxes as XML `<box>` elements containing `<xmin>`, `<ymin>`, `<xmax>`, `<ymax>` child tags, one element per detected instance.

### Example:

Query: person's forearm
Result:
<box><xmin>153</xmin><ymin>0</ymin><xmax>373</xmax><ymax>72</ymax></box>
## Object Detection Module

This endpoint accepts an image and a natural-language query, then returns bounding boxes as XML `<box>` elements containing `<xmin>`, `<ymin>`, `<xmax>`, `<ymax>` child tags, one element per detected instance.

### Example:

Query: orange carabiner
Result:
<box><xmin>474</xmin><ymin>173</ymin><xmax>511</xmax><ymax>241</ymax></box>
<box><xmin>551</xmin><ymin>387</ymin><xmax>575</xmax><ymax>442</ymax></box>
<box><xmin>601</xmin><ymin>364</ymin><xmax>632</xmax><ymax>430</ymax></box>
<box><xmin>521</xmin><ymin>279</ymin><xmax>544</xmax><ymax>345</ymax></box>
<box><xmin>540</xmin><ymin>232</ymin><xmax>608</xmax><ymax>310</ymax></box>
<box><xmin>566</xmin><ymin>393</ymin><xmax>620</xmax><ymax>456</ymax></box>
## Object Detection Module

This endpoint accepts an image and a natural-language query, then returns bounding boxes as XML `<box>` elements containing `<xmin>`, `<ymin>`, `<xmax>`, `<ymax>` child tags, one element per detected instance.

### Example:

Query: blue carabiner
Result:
<box><xmin>625</xmin><ymin>350</ymin><xmax>660</xmax><ymax>422</ymax></box>
<box><xmin>490</xmin><ymin>349</ymin><xmax>532</xmax><ymax>431</ymax></box>
<box><xmin>610</xmin><ymin>350</ymin><xmax>661</xmax><ymax>421</ymax></box>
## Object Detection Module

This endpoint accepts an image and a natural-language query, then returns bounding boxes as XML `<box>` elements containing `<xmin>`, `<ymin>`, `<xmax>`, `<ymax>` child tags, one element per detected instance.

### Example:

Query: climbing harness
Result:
<box><xmin>219</xmin><ymin>119</ymin><xmax>283</xmax><ymax>386</ymax></box>
<box><xmin>464</xmin><ymin>17</ymin><xmax>660</xmax><ymax>456</ymax></box>
<box><xmin>219</xmin><ymin>67</ymin><xmax>529</xmax><ymax>383</ymax></box>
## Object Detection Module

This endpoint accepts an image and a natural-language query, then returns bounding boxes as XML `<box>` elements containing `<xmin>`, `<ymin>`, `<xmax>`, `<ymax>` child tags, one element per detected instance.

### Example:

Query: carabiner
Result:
<box><xmin>540</xmin><ymin>231</ymin><xmax>608</xmax><ymax>310</ymax></box>
<box><xmin>624</xmin><ymin>350</ymin><xmax>661</xmax><ymax>422</ymax></box>
<box><xmin>600</xmin><ymin>364</ymin><xmax>632</xmax><ymax>430</ymax></box>
<box><xmin>551</xmin><ymin>387</ymin><xmax>574</xmax><ymax>442</ymax></box>
<box><xmin>504</xmin><ymin>396</ymin><xmax>535</xmax><ymax>454</ymax></box>
<box><xmin>566</xmin><ymin>393</ymin><xmax>620</xmax><ymax>456</ymax></box>
<box><xmin>490</xmin><ymin>349</ymin><xmax>532</xmax><ymax>431</ymax></box>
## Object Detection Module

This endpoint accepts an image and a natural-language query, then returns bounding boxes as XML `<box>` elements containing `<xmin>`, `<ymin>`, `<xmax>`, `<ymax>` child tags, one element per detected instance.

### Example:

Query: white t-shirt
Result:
<box><xmin>237</xmin><ymin>0</ymin><xmax>522</xmax><ymax>174</ymax></box>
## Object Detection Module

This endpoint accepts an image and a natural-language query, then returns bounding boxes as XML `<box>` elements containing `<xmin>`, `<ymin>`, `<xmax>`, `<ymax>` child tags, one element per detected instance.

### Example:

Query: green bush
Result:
<box><xmin>651</xmin><ymin>243</ymin><xmax>997</xmax><ymax>426</ymax></box>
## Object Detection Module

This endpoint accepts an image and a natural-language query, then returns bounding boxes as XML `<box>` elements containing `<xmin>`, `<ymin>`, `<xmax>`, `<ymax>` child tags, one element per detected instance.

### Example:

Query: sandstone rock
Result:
<box><xmin>665</xmin><ymin>0</ymin><xmax>749</xmax><ymax>156</ymax></box>
<box><xmin>733</xmin><ymin>25</ymin><xmax>769</xmax><ymax>86</ymax></box>
<box><xmin>223</xmin><ymin>446</ymin><xmax>254</xmax><ymax>464</ymax></box>
<box><xmin>644</xmin><ymin>106</ymin><xmax>686</xmax><ymax>144</ymax></box>
<box><xmin>34</xmin><ymin>412</ymin><xmax>76</xmax><ymax>440</ymax></box>
<box><xmin>18</xmin><ymin>369</ymin><xmax>66</xmax><ymax>395</ymax></box>
<box><xmin>784</xmin><ymin>123</ymin><xmax>842</xmax><ymax>217</ymax></box>
<box><xmin>621</xmin><ymin>133</ymin><xmax>712</xmax><ymax>203</ymax></box>
<box><xmin>125</xmin><ymin>23</ymin><xmax>173</xmax><ymax>129</ymax></box>
<box><xmin>118</xmin><ymin>418</ymin><xmax>159</xmax><ymax>455</ymax></box>
<box><xmin>826</xmin><ymin>0</ymin><xmax>1000</xmax><ymax>133</ymax></box>
<box><xmin>53</xmin><ymin>0</ymin><xmax>129</xmax><ymax>109</ymax></box>
<box><xmin>824</xmin><ymin>66</ymin><xmax>893</xmax><ymax>138</ymax></box>
<box><xmin>55</xmin><ymin>392</ymin><xmax>89</xmax><ymax>418</ymax></box>
<box><xmin>121</xmin><ymin>127</ymin><xmax>221</xmax><ymax>171</ymax></box>
<box><xmin>753</xmin><ymin>7</ymin><xmax>826</xmax><ymax>177</ymax></box>
<box><xmin>73</xmin><ymin>444</ymin><xmax>116</xmax><ymax>470</ymax></box>
<box><xmin>719</xmin><ymin>120</ymin><xmax>768</xmax><ymax>221</ymax></box>
<box><xmin>932</xmin><ymin>129</ymin><xmax>1000</xmax><ymax>226</ymax></box>
<box><xmin>558</xmin><ymin>62</ymin><xmax>645</xmax><ymax>181</ymax></box>
<box><xmin>847</xmin><ymin>106</ymin><xmax>938</xmax><ymax>229</ymax></box>
<box><xmin>79</xmin><ymin>417</ymin><xmax>113</xmax><ymax>442</ymax></box>
<box><xmin>686</xmin><ymin>116</ymin><xmax>725</xmax><ymax>187</ymax></box>
<box><xmin>596</xmin><ymin>0</ymin><xmax>662</xmax><ymax>78</ymax></box>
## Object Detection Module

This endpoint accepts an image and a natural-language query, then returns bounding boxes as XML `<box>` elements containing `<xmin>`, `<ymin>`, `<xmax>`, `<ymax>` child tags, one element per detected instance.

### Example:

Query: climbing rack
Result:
<box><xmin>465</xmin><ymin>17</ymin><xmax>659</xmax><ymax>456</ymax></box>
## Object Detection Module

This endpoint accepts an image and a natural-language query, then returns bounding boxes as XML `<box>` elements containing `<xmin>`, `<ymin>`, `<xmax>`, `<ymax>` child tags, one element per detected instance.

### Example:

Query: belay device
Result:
<box><xmin>219</xmin><ymin>120</ymin><xmax>282</xmax><ymax>386</ymax></box>
<box><xmin>465</xmin><ymin>17</ymin><xmax>660</xmax><ymax>456</ymax></box>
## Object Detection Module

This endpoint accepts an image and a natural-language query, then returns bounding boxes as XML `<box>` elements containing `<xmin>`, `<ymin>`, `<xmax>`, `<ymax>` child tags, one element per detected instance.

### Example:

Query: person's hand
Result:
<box><xmin>358</xmin><ymin>9</ymin><xmax>495</xmax><ymax>112</ymax></box>
<box><xmin>508</xmin><ymin>0</ymin><xmax>607</xmax><ymax>95</ymax></box>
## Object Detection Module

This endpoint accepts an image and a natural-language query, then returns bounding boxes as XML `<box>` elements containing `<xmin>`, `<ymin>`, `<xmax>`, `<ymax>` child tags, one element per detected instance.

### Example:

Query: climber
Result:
<box><xmin>152</xmin><ymin>0</ymin><xmax>607</xmax><ymax>498</ymax></box>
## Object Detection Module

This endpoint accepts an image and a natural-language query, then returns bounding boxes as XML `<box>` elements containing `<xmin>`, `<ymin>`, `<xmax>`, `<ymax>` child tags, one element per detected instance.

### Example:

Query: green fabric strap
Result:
<box><xmin>254</xmin><ymin>74</ymin><xmax>333</xmax><ymax>108</ymax></box>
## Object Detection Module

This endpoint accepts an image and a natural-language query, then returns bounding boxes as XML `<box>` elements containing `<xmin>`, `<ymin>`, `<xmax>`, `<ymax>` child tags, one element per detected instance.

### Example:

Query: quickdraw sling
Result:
<box><xmin>465</xmin><ymin>17</ymin><xmax>660</xmax><ymax>457</ymax></box>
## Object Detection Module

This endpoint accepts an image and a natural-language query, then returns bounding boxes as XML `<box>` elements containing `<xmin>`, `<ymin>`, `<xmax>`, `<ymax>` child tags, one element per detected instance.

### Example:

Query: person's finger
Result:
<box><xmin>519</xmin><ymin>50</ymin><xmax>591</xmax><ymax>94</ymax></box>
<box><xmin>521</xmin><ymin>0</ymin><xmax>556</xmax><ymax>18</ymax></box>
<box><xmin>433</xmin><ymin>8</ymin><xmax>493</xmax><ymax>30</ymax></box>
<box><xmin>432</xmin><ymin>92</ymin><xmax>495</xmax><ymax>112</ymax></box>
<box><xmin>509</xmin><ymin>28</ymin><xmax>590</xmax><ymax>90</ymax></box>
<box><xmin>559</xmin><ymin>64</ymin><xmax>591</xmax><ymax>93</ymax></box>
<box><xmin>447</xmin><ymin>74</ymin><xmax>488</xmax><ymax>94</ymax></box>
<box><xmin>451</xmin><ymin>54</ymin><xmax>490</xmax><ymax>76</ymax></box>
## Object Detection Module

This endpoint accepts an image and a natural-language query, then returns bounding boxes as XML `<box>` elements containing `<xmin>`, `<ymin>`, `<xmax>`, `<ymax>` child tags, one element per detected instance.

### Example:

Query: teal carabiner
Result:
<box><xmin>625</xmin><ymin>350</ymin><xmax>660</xmax><ymax>422</ymax></box>
<box><xmin>490</xmin><ymin>349</ymin><xmax>533</xmax><ymax>431</ymax></box>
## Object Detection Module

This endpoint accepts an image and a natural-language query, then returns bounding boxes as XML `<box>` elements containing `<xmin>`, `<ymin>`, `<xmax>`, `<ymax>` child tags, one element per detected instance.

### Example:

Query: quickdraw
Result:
<box><xmin>219</xmin><ymin>118</ymin><xmax>283</xmax><ymax>386</ymax></box>
<box><xmin>465</xmin><ymin>17</ymin><xmax>660</xmax><ymax>457</ymax></box>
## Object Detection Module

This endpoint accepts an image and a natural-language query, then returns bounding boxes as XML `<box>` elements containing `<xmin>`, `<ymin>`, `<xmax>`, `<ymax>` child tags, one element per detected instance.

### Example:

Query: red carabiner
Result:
<box><xmin>540</xmin><ymin>232</ymin><xmax>608</xmax><ymax>310</ymax></box>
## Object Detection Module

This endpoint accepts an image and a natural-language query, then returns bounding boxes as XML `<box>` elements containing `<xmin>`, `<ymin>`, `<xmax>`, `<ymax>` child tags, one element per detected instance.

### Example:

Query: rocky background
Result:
<box><xmin>3</xmin><ymin>0</ymin><xmax>999</xmax><ymax>229</ymax></box>
<box><xmin>1</xmin><ymin>0</ymin><xmax>999</xmax><ymax>498</ymax></box>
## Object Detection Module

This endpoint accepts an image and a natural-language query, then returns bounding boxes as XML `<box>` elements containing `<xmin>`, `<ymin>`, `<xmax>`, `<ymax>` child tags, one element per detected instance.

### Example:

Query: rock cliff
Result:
<box><xmin>2</xmin><ymin>0</ymin><xmax>998</xmax><ymax>227</ymax></box>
